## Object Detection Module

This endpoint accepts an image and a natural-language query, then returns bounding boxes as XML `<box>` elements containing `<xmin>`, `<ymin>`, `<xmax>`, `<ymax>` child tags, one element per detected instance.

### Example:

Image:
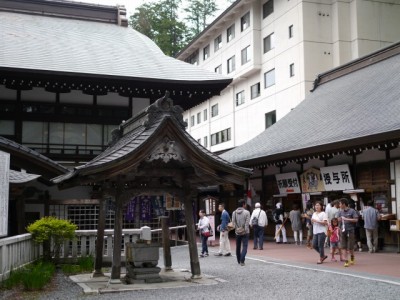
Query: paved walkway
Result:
<box><xmin>209</xmin><ymin>236</ymin><xmax>400</xmax><ymax>279</ymax></box>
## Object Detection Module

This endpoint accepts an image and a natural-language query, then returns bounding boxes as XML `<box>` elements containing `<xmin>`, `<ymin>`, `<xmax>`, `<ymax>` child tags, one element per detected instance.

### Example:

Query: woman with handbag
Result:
<box><xmin>197</xmin><ymin>209</ymin><xmax>210</xmax><ymax>257</ymax></box>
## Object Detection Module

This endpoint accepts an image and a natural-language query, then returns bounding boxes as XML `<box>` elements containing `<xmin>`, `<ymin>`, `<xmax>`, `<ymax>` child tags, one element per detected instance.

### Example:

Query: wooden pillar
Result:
<box><xmin>16</xmin><ymin>196</ymin><xmax>25</xmax><ymax>234</ymax></box>
<box><xmin>182</xmin><ymin>186</ymin><xmax>201</xmax><ymax>279</ymax></box>
<box><xmin>110</xmin><ymin>182</ymin><xmax>123</xmax><ymax>282</ymax></box>
<box><xmin>160</xmin><ymin>216</ymin><xmax>172</xmax><ymax>270</ymax></box>
<box><xmin>93</xmin><ymin>196</ymin><xmax>106</xmax><ymax>277</ymax></box>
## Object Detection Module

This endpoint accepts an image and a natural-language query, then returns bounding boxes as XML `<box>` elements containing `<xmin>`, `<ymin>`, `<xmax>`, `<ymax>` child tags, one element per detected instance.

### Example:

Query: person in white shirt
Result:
<box><xmin>311</xmin><ymin>201</ymin><xmax>328</xmax><ymax>264</ymax></box>
<box><xmin>249</xmin><ymin>202</ymin><xmax>268</xmax><ymax>250</ymax></box>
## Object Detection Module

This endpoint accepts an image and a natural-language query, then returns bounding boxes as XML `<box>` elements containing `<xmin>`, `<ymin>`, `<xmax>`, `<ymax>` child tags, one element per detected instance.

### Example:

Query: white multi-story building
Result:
<box><xmin>177</xmin><ymin>0</ymin><xmax>400</xmax><ymax>153</ymax></box>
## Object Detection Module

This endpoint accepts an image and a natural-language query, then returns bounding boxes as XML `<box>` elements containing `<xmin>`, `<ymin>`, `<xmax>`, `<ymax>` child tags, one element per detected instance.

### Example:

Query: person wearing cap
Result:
<box><xmin>274</xmin><ymin>202</ymin><xmax>287</xmax><ymax>244</ymax></box>
<box><xmin>250</xmin><ymin>202</ymin><xmax>268</xmax><ymax>250</ymax></box>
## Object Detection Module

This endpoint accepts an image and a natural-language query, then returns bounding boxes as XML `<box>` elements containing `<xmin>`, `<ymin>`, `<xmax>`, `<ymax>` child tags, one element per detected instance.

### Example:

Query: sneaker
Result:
<box><xmin>205</xmin><ymin>253</ymin><xmax>209</xmax><ymax>257</ymax></box>
<box><xmin>199</xmin><ymin>254</ymin><xmax>205</xmax><ymax>258</ymax></box>
<box><xmin>344</xmin><ymin>261</ymin><xmax>349</xmax><ymax>267</ymax></box>
<box><xmin>224</xmin><ymin>253</ymin><xmax>231</xmax><ymax>257</ymax></box>
<box><xmin>240</xmin><ymin>262</ymin><xmax>245</xmax><ymax>266</ymax></box>
<box><xmin>214</xmin><ymin>253</ymin><xmax>223</xmax><ymax>256</ymax></box>
<box><xmin>350</xmin><ymin>259</ymin><xmax>355</xmax><ymax>265</ymax></box>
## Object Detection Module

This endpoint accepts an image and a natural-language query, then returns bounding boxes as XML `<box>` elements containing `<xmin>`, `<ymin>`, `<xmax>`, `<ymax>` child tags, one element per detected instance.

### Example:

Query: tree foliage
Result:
<box><xmin>129</xmin><ymin>0</ymin><xmax>188</xmax><ymax>57</ymax></box>
<box><xmin>184</xmin><ymin>0</ymin><xmax>218</xmax><ymax>39</ymax></box>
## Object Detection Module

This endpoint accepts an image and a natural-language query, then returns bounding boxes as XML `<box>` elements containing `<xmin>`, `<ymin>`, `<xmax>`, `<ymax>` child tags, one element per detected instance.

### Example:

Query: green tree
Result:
<box><xmin>129</xmin><ymin>0</ymin><xmax>188</xmax><ymax>57</ymax></box>
<box><xmin>185</xmin><ymin>0</ymin><xmax>218</xmax><ymax>38</ymax></box>
<box><xmin>27</xmin><ymin>216</ymin><xmax>77</xmax><ymax>263</ymax></box>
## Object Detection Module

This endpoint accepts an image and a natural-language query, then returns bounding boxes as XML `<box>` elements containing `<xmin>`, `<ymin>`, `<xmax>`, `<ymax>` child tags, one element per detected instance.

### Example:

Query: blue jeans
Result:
<box><xmin>253</xmin><ymin>225</ymin><xmax>264</xmax><ymax>249</ymax></box>
<box><xmin>313</xmin><ymin>232</ymin><xmax>326</xmax><ymax>258</ymax></box>
<box><xmin>200</xmin><ymin>234</ymin><xmax>208</xmax><ymax>254</ymax></box>
<box><xmin>236</xmin><ymin>234</ymin><xmax>249</xmax><ymax>264</ymax></box>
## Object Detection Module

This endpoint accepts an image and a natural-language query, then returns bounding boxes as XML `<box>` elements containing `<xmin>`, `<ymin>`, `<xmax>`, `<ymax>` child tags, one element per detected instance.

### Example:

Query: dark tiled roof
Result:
<box><xmin>54</xmin><ymin>95</ymin><xmax>252</xmax><ymax>184</ymax></box>
<box><xmin>9</xmin><ymin>169</ymin><xmax>40</xmax><ymax>184</ymax></box>
<box><xmin>0</xmin><ymin>136</ymin><xmax>68</xmax><ymax>175</ymax></box>
<box><xmin>0</xmin><ymin>10</ymin><xmax>231</xmax><ymax>84</ymax></box>
<box><xmin>221</xmin><ymin>43</ymin><xmax>400</xmax><ymax>165</ymax></box>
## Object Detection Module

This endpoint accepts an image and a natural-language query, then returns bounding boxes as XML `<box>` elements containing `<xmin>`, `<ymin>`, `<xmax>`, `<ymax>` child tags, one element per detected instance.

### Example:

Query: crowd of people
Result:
<box><xmin>196</xmin><ymin>197</ymin><xmax>381</xmax><ymax>268</ymax></box>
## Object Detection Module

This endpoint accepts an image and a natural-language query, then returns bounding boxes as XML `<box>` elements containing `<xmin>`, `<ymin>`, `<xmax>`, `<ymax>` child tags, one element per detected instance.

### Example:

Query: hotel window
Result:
<box><xmin>263</xmin><ymin>33</ymin><xmax>275</xmax><ymax>53</ymax></box>
<box><xmin>211</xmin><ymin>128</ymin><xmax>231</xmax><ymax>146</ymax></box>
<box><xmin>241</xmin><ymin>45</ymin><xmax>251</xmax><ymax>65</ymax></box>
<box><xmin>227</xmin><ymin>56</ymin><xmax>235</xmax><ymax>73</ymax></box>
<box><xmin>236</xmin><ymin>90</ymin><xmax>245</xmax><ymax>106</ymax></box>
<box><xmin>227</xmin><ymin>24</ymin><xmax>235</xmax><ymax>42</ymax></box>
<box><xmin>203</xmin><ymin>109</ymin><xmax>208</xmax><ymax>121</ymax></box>
<box><xmin>197</xmin><ymin>138</ymin><xmax>201</xmax><ymax>144</ymax></box>
<box><xmin>290</xmin><ymin>63</ymin><xmax>295</xmax><ymax>77</ymax></box>
<box><xmin>251</xmin><ymin>83</ymin><xmax>260</xmax><ymax>99</ymax></box>
<box><xmin>203</xmin><ymin>44</ymin><xmax>210</xmax><ymax>60</ymax></box>
<box><xmin>204</xmin><ymin>136</ymin><xmax>208</xmax><ymax>148</ymax></box>
<box><xmin>264</xmin><ymin>68</ymin><xmax>275</xmax><ymax>88</ymax></box>
<box><xmin>265</xmin><ymin>110</ymin><xmax>276</xmax><ymax>129</ymax></box>
<box><xmin>186</xmin><ymin>50</ymin><xmax>199</xmax><ymax>65</ymax></box>
<box><xmin>197</xmin><ymin>112</ymin><xmax>201</xmax><ymax>124</ymax></box>
<box><xmin>214</xmin><ymin>35</ymin><xmax>222</xmax><ymax>52</ymax></box>
<box><xmin>241</xmin><ymin>12</ymin><xmax>250</xmax><ymax>31</ymax></box>
<box><xmin>190</xmin><ymin>115</ymin><xmax>195</xmax><ymax>126</ymax></box>
<box><xmin>289</xmin><ymin>25</ymin><xmax>293</xmax><ymax>38</ymax></box>
<box><xmin>215</xmin><ymin>64</ymin><xmax>222</xmax><ymax>74</ymax></box>
<box><xmin>211</xmin><ymin>104</ymin><xmax>219</xmax><ymax>117</ymax></box>
<box><xmin>184</xmin><ymin>118</ymin><xmax>188</xmax><ymax>128</ymax></box>
<box><xmin>263</xmin><ymin>0</ymin><xmax>273</xmax><ymax>19</ymax></box>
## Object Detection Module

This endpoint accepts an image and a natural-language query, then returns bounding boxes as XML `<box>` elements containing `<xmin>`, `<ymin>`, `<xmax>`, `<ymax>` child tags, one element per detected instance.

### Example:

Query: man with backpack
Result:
<box><xmin>250</xmin><ymin>202</ymin><xmax>267</xmax><ymax>250</ymax></box>
<box><xmin>274</xmin><ymin>202</ymin><xmax>287</xmax><ymax>244</ymax></box>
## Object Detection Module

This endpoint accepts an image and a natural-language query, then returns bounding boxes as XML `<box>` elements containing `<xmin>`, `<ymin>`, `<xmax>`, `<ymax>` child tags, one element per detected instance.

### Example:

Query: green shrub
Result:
<box><xmin>1</xmin><ymin>267</ymin><xmax>25</xmax><ymax>289</ymax></box>
<box><xmin>60</xmin><ymin>264</ymin><xmax>81</xmax><ymax>275</ymax></box>
<box><xmin>77</xmin><ymin>255</ymin><xmax>94</xmax><ymax>272</ymax></box>
<box><xmin>22</xmin><ymin>261</ymin><xmax>55</xmax><ymax>290</ymax></box>
<box><xmin>27</xmin><ymin>216</ymin><xmax>77</xmax><ymax>262</ymax></box>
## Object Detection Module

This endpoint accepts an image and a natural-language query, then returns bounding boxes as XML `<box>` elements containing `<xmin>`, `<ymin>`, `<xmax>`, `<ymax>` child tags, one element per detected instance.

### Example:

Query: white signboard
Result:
<box><xmin>320</xmin><ymin>164</ymin><xmax>354</xmax><ymax>191</ymax></box>
<box><xmin>275</xmin><ymin>172</ymin><xmax>301</xmax><ymax>194</ymax></box>
<box><xmin>0</xmin><ymin>151</ymin><xmax>10</xmax><ymax>237</ymax></box>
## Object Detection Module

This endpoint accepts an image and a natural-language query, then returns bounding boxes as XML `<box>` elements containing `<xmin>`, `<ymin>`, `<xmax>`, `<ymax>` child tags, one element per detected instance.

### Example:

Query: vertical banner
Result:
<box><xmin>320</xmin><ymin>164</ymin><xmax>354</xmax><ymax>191</ymax></box>
<box><xmin>125</xmin><ymin>197</ymin><xmax>137</xmax><ymax>222</ymax></box>
<box><xmin>0</xmin><ymin>151</ymin><xmax>10</xmax><ymax>237</ymax></box>
<box><xmin>151</xmin><ymin>195</ymin><xmax>165</xmax><ymax>217</ymax></box>
<box><xmin>140</xmin><ymin>195</ymin><xmax>152</xmax><ymax>221</ymax></box>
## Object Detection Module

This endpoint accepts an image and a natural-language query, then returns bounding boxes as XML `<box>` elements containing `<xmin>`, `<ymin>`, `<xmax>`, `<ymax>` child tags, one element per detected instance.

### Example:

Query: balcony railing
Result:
<box><xmin>0</xmin><ymin>226</ymin><xmax>187</xmax><ymax>281</ymax></box>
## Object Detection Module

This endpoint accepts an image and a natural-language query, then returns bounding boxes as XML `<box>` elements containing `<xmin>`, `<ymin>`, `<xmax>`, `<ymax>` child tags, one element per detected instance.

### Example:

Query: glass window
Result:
<box><xmin>203</xmin><ymin>44</ymin><xmax>210</xmax><ymax>60</ymax></box>
<box><xmin>87</xmin><ymin>124</ymin><xmax>102</xmax><ymax>145</ymax></box>
<box><xmin>236</xmin><ymin>90</ymin><xmax>245</xmax><ymax>106</ymax></box>
<box><xmin>197</xmin><ymin>138</ymin><xmax>201</xmax><ymax>144</ymax></box>
<box><xmin>265</xmin><ymin>110</ymin><xmax>276</xmax><ymax>129</ymax></box>
<box><xmin>211</xmin><ymin>104</ymin><xmax>219</xmax><ymax>117</ymax></box>
<box><xmin>0</xmin><ymin>120</ymin><xmax>14</xmax><ymax>135</ymax></box>
<box><xmin>264</xmin><ymin>68</ymin><xmax>275</xmax><ymax>88</ymax></box>
<box><xmin>263</xmin><ymin>33</ymin><xmax>275</xmax><ymax>53</ymax></box>
<box><xmin>215</xmin><ymin>65</ymin><xmax>222</xmax><ymax>74</ymax></box>
<box><xmin>227</xmin><ymin>56</ymin><xmax>236</xmax><ymax>73</ymax></box>
<box><xmin>227</xmin><ymin>24</ymin><xmax>235</xmax><ymax>42</ymax></box>
<box><xmin>211</xmin><ymin>128</ymin><xmax>231</xmax><ymax>146</ymax></box>
<box><xmin>241</xmin><ymin>12</ymin><xmax>250</xmax><ymax>31</ymax></box>
<box><xmin>186</xmin><ymin>50</ymin><xmax>199</xmax><ymax>65</ymax></box>
<box><xmin>251</xmin><ymin>83</ymin><xmax>261</xmax><ymax>99</ymax></box>
<box><xmin>263</xmin><ymin>0</ymin><xmax>273</xmax><ymax>19</ymax></box>
<box><xmin>214</xmin><ymin>35</ymin><xmax>222</xmax><ymax>52</ymax></box>
<box><xmin>204</xmin><ymin>136</ymin><xmax>208</xmax><ymax>148</ymax></box>
<box><xmin>241</xmin><ymin>46</ymin><xmax>251</xmax><ymax>65</ymax></box>
<box><xmin>49</xmin><ymin>122</ymin><xmax>64</xmax><ymax>144</ymax></box>
<box><xmin>184</xmin><ymin>118</ymin><xmax>188</xmax><ymax>128</ymax></box>
<box><xmin>197</xmin><ymin>112</ymin><xmax>201</xmax><ymax>124</ymax></box>
<box><xmin>65</xmin><ymin>123</ymin><xmax>85</xmax><ymax>145</ymax></box>
<box><xmin>289</xmin><ymin>25</ymin><xmax>293</xmax><ymax>38</ymax></box>
<box><xmin>290</xmin><ymin>63</ymin><xmax>295</xmax><ymax>77</ymax></box>
<box><xmin>22</xmin><ymin>121</ymin><xmax>47</xmax><ymax>144</ymax></box>
<box><xmin>203</xmin><ymin>109</ymin><xmax>208</xmax><ymax>121</ymax></box>
<box><xmin>190</xmin><ymin>115</ymin><xmax>195</xmax><ymax>126</ymax></box>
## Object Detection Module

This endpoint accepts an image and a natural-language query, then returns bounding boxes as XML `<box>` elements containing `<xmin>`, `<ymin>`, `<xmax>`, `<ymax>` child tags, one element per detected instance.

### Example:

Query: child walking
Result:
<box><xmin>329</xmin><ymin>218</ymin><xmax>340</xmax><ymax>262</ymax></box>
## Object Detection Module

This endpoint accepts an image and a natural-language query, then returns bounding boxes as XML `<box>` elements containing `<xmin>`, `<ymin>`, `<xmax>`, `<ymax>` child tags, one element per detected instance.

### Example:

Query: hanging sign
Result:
<box><xmin>151</xmin><ymin>195</ymin><xmax>165</xmax><ymax>217</ymax></box>
<box><xmin>165</xmin><ymin>193</ymin><xmax>181</xmax><ymax>210</ymax></box>
<box><xmin>140</xmin><ymin>195</ymin><xmax>152</xmax><ymax>221</ymax></box>
<box><xmin>320</xmin><ymin>164</ymin><xmax>354</xmax><ymax>191</ymax></box>
<box><xmin>0</xmin><ymin>151</ymin><xmax>10</xmax><ymax>237</ymax></box>
<box><xmin>275</xmin><ymin>172</ymin><xmax>301</xmax><ymax>194</ymax></box>
<box><xmin>300</xmin><ymin>167</ymin><xmax>325</xmax><ymax>193</ymax></box>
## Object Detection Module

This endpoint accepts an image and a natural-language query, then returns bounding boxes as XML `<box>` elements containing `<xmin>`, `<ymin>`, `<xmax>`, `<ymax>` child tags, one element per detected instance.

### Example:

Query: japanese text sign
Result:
<box><xmin>275</xmin><ymin>172</ymin><xmax>301</xmax><ymax>194</ymax></box>
<box><xmin>320</xmin><ymin>164</ymin><xmax>354</xmax><ymax>191</ymax></box>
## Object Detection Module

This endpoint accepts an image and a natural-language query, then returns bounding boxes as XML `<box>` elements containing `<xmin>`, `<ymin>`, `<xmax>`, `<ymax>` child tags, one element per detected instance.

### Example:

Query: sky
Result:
<box><xmin>72</xmin><ymin>0</ymin><xmax>233</xmax><ymax>20</ymax></box>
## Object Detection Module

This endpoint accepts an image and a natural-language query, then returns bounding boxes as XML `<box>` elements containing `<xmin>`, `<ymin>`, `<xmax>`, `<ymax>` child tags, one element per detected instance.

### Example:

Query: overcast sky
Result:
<box><xmin>73</xmin><ymin>0</ymin><xmax>232</xmax><ymax>20</ymax></box>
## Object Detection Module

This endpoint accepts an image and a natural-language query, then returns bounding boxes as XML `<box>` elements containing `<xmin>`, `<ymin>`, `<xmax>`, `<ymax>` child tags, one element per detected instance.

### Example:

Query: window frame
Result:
<box><xmin>203</xmin><ymin>109</ymin><xmax>208</xmax><ymax>121</ymax></box>
<box><xmin>263</xmin><ymin>33</ymin><xmax>275</xmax><ymax>53</ymax></box>
<box><xmin>203</xmin><ymin>44</ymin><xmax>210</xmax><ymax>60</ymax></box>
<box><xmin>290</xmin><ymin>63</ymin><xmax>295</xmax><ymax>77</ymax></box>
<box><xmin>241</xmin><ymin>45</ymin><xmax>251</xmax><ymax>65</ymax></box>
<box><xmin>265</xmin><ymin>110</ymin><xmax>276</xmax><ymax>129</ymax></box>
<box><xmin>211</xmin><ymin>104</ymin><xmax>219</xmax><ymax>117</ymax></box>
<box><xmin>236</xmin><ymin>90</ymin><xmax>245</xmax><ymax>106</ymax></box>
<box><xmin>289</xmin><ymin>25</ymin><xmax>293</xmax><ymax>38</ymax></box>
<box><xmin>251</xmin><ymin>82</ymin><xmax>261</xmax><ymax>99</ymax></box>
<box><xmin>263</xmin><ymin>0</ymin><xmax>274</xmax><ymax>19</ymax></box>
<box><xmin>214</xmin><ymin>35</ymin><xmax>222</xmax><ymax>52</ymax></box>
<box><xmin>241</xmin><ymin>11</ymin><xmax>250</xmax><ymax>32</ymax></box>
<box><xmin>227</xmin><ymin>24</ymin><xmax>235</xmax><ymax>42</ymax></box>
<box><xmin>190</xmin><ymin>115</ymin><xmax>195</xmax><ymax>127</ymax></box>
<box><xmin>227</xmin><ymin>55</ymin><xmax>236</xmax><ymax>73</ymax></box>
<box><xmin>215</xmin><ymin>64</ymin><xmax>222</xmax><ymax>74</ymax></box>
<box><xmin>197</xmin><ymin>112</ymin><xmax>201</xmax><ymax>124</ymax></box>
<box><xmin>264</xmin><ymin>68</ymin><xmax>275</xmax><ymax>88</ymax></box>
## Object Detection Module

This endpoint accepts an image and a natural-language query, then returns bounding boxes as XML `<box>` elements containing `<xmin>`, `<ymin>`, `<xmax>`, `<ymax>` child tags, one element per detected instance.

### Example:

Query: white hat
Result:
<box><xmin>276</xmin><ymin>203</ymin><xmax>282</xmax><ymax>208</ymax></box>
<box><xmin>255</xmin><ymin>202</ymin><xmax>261</xmax><ymax>208</ymax></box>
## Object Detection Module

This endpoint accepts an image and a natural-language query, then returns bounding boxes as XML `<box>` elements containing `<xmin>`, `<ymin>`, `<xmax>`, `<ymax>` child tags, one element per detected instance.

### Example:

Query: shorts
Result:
<box><xmin>330</xmin><ymin>242</ymin><xmax>339</xmax><ymax>249</ymax></box>
<box><xmin>340</xmin><ymin>230</ymin><xmax>355</xmax><ymax>250</ymax></box>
